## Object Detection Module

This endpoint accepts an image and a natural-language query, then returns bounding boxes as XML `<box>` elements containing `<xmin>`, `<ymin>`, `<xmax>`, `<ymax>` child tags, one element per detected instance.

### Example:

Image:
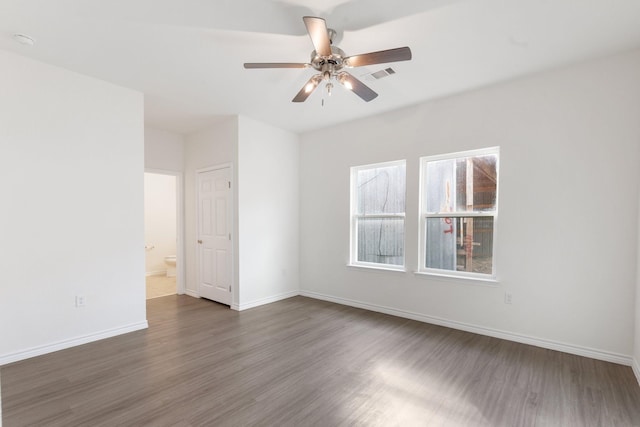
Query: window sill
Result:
<box><xmin>414</xmin><ymin>270</ymin><xmax>499</xmax><ymax>286</ymax></box>
<box><xmin>347</xmin><ymin>264</ymin><xmax>406</xmax><ymax>273</ymax></box>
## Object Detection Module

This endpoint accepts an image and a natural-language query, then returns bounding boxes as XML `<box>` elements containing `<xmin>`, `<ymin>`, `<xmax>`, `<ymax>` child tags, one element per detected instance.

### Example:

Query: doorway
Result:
<box><xmin>144</xmin><ymin>170</ymin><xmax>184</xmax><ymax>299</ymax></box>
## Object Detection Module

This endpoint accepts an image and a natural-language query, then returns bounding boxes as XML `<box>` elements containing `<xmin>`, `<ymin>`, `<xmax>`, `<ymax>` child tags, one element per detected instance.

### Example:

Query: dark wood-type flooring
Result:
<box><xmin>2</xmin><ymin>295</ymin><xmax>640</xmax><ymax>426</ymax></box>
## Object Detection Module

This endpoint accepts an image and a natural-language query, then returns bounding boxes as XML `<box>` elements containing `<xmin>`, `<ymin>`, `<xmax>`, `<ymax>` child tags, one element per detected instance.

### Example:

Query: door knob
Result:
<box><xmin>197</xmin><ymin>240</ymin><xmax>202</xmax><ymax>244</ymax></box>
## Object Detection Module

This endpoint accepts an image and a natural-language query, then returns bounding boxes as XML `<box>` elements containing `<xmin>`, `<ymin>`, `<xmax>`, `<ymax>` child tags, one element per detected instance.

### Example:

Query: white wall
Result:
<box><xmin>300</xmin><ymin>50</ymin><xmax>640</xmax><ymax>363</ymax></box>
<box><xmin>144</xmin><ymin>127</ymin><xmax>184</xmax><ymax>172</ymax></box>
<box><xmin>0</xmin><ymin>50</ymin><xmax>146</xmax><ymax>364</ymax></box>
<box><xmin>184</xmin><ymin>117</ymin><xmax>238</xmax><ymax>298</ymax></box>
<box><xmin>635</xmin><ymin>187</ymin><xmax>640</xmax><ymax>381</ymax></box>
<box><xmin>237</xmin><ymin>116</ymin><xmax>300</xmax><ymax>309</ymax></box>
<box><xmin>144</xmin><ymin>173</ymin><xmax>177</xmax><ymax>274</ymax></box>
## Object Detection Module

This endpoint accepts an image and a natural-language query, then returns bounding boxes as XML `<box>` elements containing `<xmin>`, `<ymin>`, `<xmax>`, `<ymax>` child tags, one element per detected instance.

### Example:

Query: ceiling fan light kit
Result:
<box><xmin>244</xmin><ymin>16</ymin><xmax>412</xmax><ymax>103</ymax></box>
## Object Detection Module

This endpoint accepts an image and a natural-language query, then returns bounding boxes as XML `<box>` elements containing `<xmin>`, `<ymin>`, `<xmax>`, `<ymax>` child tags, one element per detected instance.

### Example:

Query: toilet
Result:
<box><xmin>164</xmin><ymin>255</ymin><xmax>176</xmax><ymax>277</ymax></box>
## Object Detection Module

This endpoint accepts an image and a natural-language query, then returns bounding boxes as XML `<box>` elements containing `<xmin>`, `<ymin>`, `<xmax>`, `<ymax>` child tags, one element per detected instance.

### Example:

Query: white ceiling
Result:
<box><xmin>1</xmin><ymin>0</ymin><xmax>640</xmax><ymax>134</ymax></box>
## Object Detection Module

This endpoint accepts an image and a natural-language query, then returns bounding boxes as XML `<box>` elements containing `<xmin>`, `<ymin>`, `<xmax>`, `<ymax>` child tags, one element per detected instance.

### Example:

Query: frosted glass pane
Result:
<box><xmin>425</xmin><ymin>216</ymin><xmax>493</xmax><ymax>274</ymax></box>
<box><xmin>425</xmin><ymin>154</ymin><xmax>497</xmax><ymax>213</ymax></box>
<box><xmin>425</xmin><ymin>159</ymin><xmax>455</xmax><ymax>214</ymax></box>
<box><xmin>356</xmin><ymin>164</ymin><xmax>406</xmax><ymax>215</ymax></box>
<box><xmin>357</xmin><ymin>218</ymin><xmax>404</xmax><ymax>266</ymax></box>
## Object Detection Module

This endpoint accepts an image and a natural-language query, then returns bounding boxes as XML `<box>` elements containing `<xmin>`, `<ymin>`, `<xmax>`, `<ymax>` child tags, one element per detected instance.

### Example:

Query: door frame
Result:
<box><xmin>195</xmin><ymin>163</ymin><xmax>235</xmax><ymax>307</ymax></box>
<box><xmin>145</xmin><ymin>168</ymin><xmax>185</xmax><ymax>295</ymax></box>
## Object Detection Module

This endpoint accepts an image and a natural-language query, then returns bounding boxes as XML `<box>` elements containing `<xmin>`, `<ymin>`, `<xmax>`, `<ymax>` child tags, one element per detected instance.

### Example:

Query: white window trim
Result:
<box><xmin>349</xmin><ymin>159</ymin><xmax>407</xmax><ymax>271</ymax></box>
<box><xmin>348</xmin><ymin>262</ymin><xmax>406</xmax><ymax>273</ymax></box>
<box><xmin>417</xmin><ymin>147</ymin><xmax>499</xmax><ymax>281</ymax></box>
<box><xmin>413</xmin><ymin>270</ymin><xmax>499</xmax><ymax>286</ymax></box>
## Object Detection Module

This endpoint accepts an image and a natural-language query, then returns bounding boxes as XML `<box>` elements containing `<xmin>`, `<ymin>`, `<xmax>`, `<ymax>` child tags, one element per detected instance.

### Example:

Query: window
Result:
<box><xmin>350</xmin><ymin>160</ymin><xmax>406</xmax><ymax>270</ymax></box>
<box><xmin>418</xmin><ymin>147</ymin><xmax>499</xmax><ymax>279</ymax></box>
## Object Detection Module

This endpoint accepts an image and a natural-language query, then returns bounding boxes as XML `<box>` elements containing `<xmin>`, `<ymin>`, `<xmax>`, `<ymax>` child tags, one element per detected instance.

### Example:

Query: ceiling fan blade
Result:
<box><xmin>292</xmin><ymin>75</ymin><xmax>321</xmax><ymax>102</ymax></box>
<box><xmin>244</xmin><ymin>62</ymin><xmax>308</xmax><ymax>69</ymax></box>
<box><xmin>338</xmin><ymin>72</ymin><xmax>378</xmax><ymax>102</ymax></box>
<box><xmin>303</xmin><ymin>16</ymin><xmax>331</xmax><ymax>57</ymax></box>
<box><xmin>344</xmin><ymin>47</ymin><xmax>412</xmax><ymax>67</ymax></box>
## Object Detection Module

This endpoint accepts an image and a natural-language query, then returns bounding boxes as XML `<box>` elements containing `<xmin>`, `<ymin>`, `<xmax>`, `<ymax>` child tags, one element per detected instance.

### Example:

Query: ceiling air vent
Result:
<box><xmin>371</xmin><ymin>68</ymin><xmax>396</xmax><ymax>79</ymax></box>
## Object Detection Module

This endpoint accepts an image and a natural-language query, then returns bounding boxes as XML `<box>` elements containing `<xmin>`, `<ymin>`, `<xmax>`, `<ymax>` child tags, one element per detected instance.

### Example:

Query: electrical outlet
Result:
<box><xmin>75</xmin><ymin>295</ymin><xmax>86</xmax><ymax>307</ymax></box>
<box><xmin>504</xmin><ymin>292</ymin><xmax>513</xmax><ymax>305</ymax></box>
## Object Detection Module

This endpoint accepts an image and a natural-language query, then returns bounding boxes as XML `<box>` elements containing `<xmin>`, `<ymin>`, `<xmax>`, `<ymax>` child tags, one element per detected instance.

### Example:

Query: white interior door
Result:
<box><xmin>197</xmin><ymin>167</ymin><xmax>232</xmax><ymax>305</ymax></box>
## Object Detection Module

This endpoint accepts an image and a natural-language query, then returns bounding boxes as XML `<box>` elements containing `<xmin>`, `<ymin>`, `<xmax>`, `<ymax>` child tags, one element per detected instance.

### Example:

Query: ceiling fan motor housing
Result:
<box><xmin>310</xmin><ymin>46</ymin><xmax>346</xmax><ymax>75</ymax></box>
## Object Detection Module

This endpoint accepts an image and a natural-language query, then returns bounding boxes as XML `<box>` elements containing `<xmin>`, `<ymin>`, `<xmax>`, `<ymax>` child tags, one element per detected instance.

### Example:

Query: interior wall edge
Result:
<box><xmin>235</xmin><ymin>290</ymin><xmax>300</xmax><ymax>311</ymax></box>
<box><xmin>299</xmin><ymin>290</ymin><xmax>634</xmax><ymax>367</ymax></box>
<box><xmin>0</xmin><ymin>321</ymin><xmax>148</xmax><ymax>367</ymax></box>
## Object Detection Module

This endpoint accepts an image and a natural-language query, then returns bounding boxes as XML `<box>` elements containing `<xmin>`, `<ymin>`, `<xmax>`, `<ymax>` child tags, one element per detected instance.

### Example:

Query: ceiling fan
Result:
<box><xmin>243</xmin><ymin>16</ymin><xmax>412</xmax><ymax>103</ymax></box>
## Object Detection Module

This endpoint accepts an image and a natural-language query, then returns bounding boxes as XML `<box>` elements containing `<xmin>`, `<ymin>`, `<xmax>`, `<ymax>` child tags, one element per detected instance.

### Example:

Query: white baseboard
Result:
<box><xmin>235</xmin><ymin>290</ymin><xmax>299</xmax><ymax>311</ymax></box>
<box><xmin>0</xmin><ymin>321</ymin><xmax>148</xmax><ymax>366</ymax></box>
<box><xmin>633</xmin><ymin>358</ymin><xmax>640</xmax><ymax>386</ymax></box>
<box><xmin>145</xmin><ymin>270</ymin><xmax>166</xmax><ymax>277</ymax></box>
<box><xmin>299</xmin><ymin>290</ymin><xmax>634</xmax><ymax>367</ymax></box>
<box><xmin>185</xmin><ymin>290</ymin><xmax>199</xmax><ymax>298</ymax></box>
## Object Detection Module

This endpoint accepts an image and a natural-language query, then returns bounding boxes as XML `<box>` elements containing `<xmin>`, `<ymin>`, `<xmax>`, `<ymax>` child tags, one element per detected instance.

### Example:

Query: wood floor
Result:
<box><xmin>2</xmin><ymin>296</ymin><xmax>640</xmax><ymax>426</ymax></box>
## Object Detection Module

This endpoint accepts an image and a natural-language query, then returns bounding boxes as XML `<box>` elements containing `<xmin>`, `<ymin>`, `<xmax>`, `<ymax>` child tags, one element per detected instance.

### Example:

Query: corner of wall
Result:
<box><xmin>236</xmin><ymin>116</ymin><xmax>300</xmax><ymax>306</ymax></box>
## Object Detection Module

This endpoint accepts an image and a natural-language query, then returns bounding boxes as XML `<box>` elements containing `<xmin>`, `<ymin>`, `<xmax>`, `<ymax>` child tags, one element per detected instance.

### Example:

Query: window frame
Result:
<box><xmin>417</xmin><ymin>147</ymin><xmax>499</xmax><ymax>281</ymax></box>
<box><xmin>349</xmin><ymin>159</ymin><xmax>407</xmax><ymax>271</ymax></box>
